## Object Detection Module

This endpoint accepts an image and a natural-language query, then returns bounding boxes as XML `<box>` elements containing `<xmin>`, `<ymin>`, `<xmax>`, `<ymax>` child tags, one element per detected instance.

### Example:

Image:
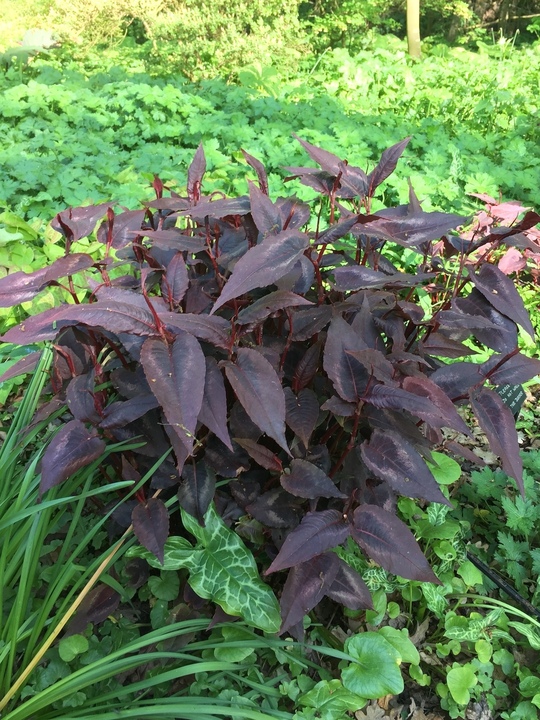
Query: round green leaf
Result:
<box><xmin>378</xmin><ymin>627</ymin><xmax>420</xmax><ymax>665</ymax></box>
<box><xmin>427</xmin><ymin>452</ymin><xmax>461</xmax><ymax>485</ymax></box>
<box><xmin>447</xmin><ymin>664</ymin><xmax>477</xmax><ymax>705</ymax></box>
<box><xmin>342</xmin><ymin>632</ymin><xmax>404</xmax><ymax>698</ymax></box>
<box><xmin>457</xmin><ymin>560</ymin><xmax>484</xmax><ymax>588</ymax></box>
<box><xmin>58</xmin><ymin>634</ymin><xmax>89</xmax><ymax>663</ymax></box>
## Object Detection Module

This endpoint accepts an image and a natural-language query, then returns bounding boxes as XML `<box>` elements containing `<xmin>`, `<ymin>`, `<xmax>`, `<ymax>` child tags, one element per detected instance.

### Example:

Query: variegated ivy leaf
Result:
<box><xmin>128</xmin><ymin>503</ymin><xmax>280</xmax><ymax>633</ymax></box>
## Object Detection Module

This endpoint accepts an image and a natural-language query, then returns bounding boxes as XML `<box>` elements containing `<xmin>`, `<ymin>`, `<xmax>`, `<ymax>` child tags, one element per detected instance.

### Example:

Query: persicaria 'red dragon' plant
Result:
<box><xmin>2</xmin><ymin>135</ymin><xmax>540</xmax><ymax>636</ymax></box>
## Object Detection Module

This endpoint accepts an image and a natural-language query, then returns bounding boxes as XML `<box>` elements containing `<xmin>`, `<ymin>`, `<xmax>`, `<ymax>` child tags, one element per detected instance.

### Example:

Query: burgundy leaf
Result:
<box><xmin>66</xmin><ymin>583</ymin><xmax>121</xmax><ymax>636</ymax></box>
<box><xmin>187</xmin><ymin>143</ymin><xmax>206</xmax><ymax>203</ymax></box>
<box><xmin>292</xmin><ymin>341</ymin><xmax>322</xmax><ymax>390</ymax></box>
<box><xmin>367</xmin><ymin>137</ymin><xmax>411</xmax><ymax>196</ymax></box>
<box><xmin>324</xmin><ymin>316</ymin><xmax>369</xmax><ymax>402</ymax></box>
<box><xmin>352</xmin><ymin>505</ymin><xmax>439</xmax><ymax>583</ymax></box>
<box><xmin>162</xmin><ymin>253</ymin><xmax>189</xmax><ymax>307</ymax></box>
<box><xmin>0</xmin><ymin>253</ymin><xmax>95</xmax><ymax>307</ymax></box>
<box><xmin>468</xmin><ymin>263</ymin><xmax>534</xmax><ymax>337</ymax></box>
<box><xmin>430</xmin><ymin>361</ymin><xmax>484</xmax><ymax>399</ymax></box>
<box><xmin>159</xmin><ymin>313</ymin><xmax>230</xmax><ymax>349</ymax></box>
<box><xmin>2</xmin><ymin>302</ymin><xmax>158</xmax><ymax>344</ymax></box>
<box><xmin>223</xmin><ymin>348</ymin><xmax>289</xmax><ymax>453</ymax></box>
<box><xmin>455</xmin><ymin>290</ymin><xmax>518</xmax><ymax>353</ymax></box>
<box><xmin>132</xmin><ymin>497</ymin><xmax>170</xmax><ymax>564</ymax></box>
<box><xmin>363</xmin><ymin>210</ymin><xmax>467</xmax><ymax>247</ymax></box>
<box><xmin>236</xmin><ymin>290</ymin><xmax>312</xmax><ymax>328</ymax></box>
<box><xmin>66</xmin><ymin>370</ymin><xmax>101</xmax><ymax>424</ymax></box>
<box><xmin>333</xmin><ymin>266</ymin><xmax>432</xmax><ymax>292</ymax></box>
<box><xmin>281</xmin><ymin>459</ymin><xmax>346</xmax><ymax>500</ymax></box>
<box><xmin>340</xmin><ymin>164</ymin><xmax>369</xmax><ymax>198</ymax></box>
<box><xmin>135</xmin><ymin>228</ymin><xmax>206</xmax><ymax>253</ymax></box>
<box><xmin>40</xmin><ymin>419</ymin><xmax>106</xmax><ymax>496</ymax></box>
<box><xmin>498</xmin><ymin>247</ymin><xmax>527</xmax><ymax>275</ymax></box>
<box><xmin>205</xmin><ymin>436</ymin><xmax>250</xmax><ymax>478</ymax></box>
<box><xmin>470</xmin><ymin>388</ymin><xmax>524</xmax><ymax>495</ymax></box>
<box><xmin>140</xmin><ymin>332</ymin><xmax>206</xmax><ymax>453</ymax></box>
<box><xmin>178</xmin><ymin>460</ymin><xmax>216</xmax><ymax>525</ymax></box>
<box><xmin>0</xmin><ymin>351</ymin><xmax>40</xmax><ymax>382</ymax></box>
<box><xmin>445</xmin><ymin>439</ymin><xmax>486</xmax><ymax>467</ymax></box>
<box><xmin>267</xmin><ymin>510</ymin><xmax>349</xmax><ymax>574</ymax></box>
<box><xmin>246</xmin><ymin>488</ymin><xmax>300</xmax><ymax>528</ymax></box>
<box><xmin>316</xmin><ymin>215</ymin><xmax>360</xmax><ymax>245</ymax></box>
<box><xmin>234</xmin><ymin>437</ymin><xmax>283</xmax><ymax>472</ymax></box>
<box><xmin>180</xmin><ymin>196</ymin><xmax>251</xmax><ymax>219</ymax></box>
<box><xmin>402</xmin><ymin>376</ymin><xmax>471</xmax><ymax>435</ymax></box>
<box><xmin>321</xmin><ymin>396</ymin><xmax>356</xmax><ymax>417</ymax></box>
<box><xmin>421</xmin><ymin>332</ymin><xmax>476</xmax><ymax>358</ymax></box>
<box><xmin>211</xmin><ymin>229</ymin><xmax>309</xmax><ymax>314</ymax></box>
<box><xmin>100</xmin><ymin>395</ymin><xmax>160</xmax><ymax>429</ymax></box>
<box><xmin>249</xmin><ymin>180</ymin><xmax>282</xmax><ymax>236</ymax></box>
<box><xmin>483</xmin><ymin>352</ymin><xmax>540</xmax><ymax>385</ymax></box>
<box><xmin>97</xmin><ymin>209</ymin><xmax>146</xmax><ymax>249</ymax></box>
<box><xmin>284</xmin><ymin>387</ymin><xmax>319</xmax><ymax>447</ymax></box>
<box><xmin>51</xmin><ymin>203</ymin><xmax>111</xmax><ymax>242</ymax></box>
<box><xmin>198</xmin><ymin>357</ymin><xmax>233</xmax><ymax>450</ymax></box>
<box><xmin>242</xmin><ymin>149</ymin><xmax>269</xmax><ymax>195</ymax></box>
<box><xmin>290</xmin><ymin>305</ymin><xmax>332</xmax><ymax>341</ymax></box>
<box><xmin>279</xmin><ymin>553</ymin><xmax>340</xmax><ymax>634</ymax></box>
<box><xmin>360</xmin><ymin>430</ymin><xmax>450</xmax><ymax>505</ymax></box>
<box><xmin>363</xmin><ymin>384</ymin><xmax>465</xmax><ymax>432</ymax></box>
<box><xmin>326</xmin><ymin>557</ymin><xmax>373</xmax><ymax>610</ymax></box>
<box><xmin>346</xmin><ymin>348</ymin><xmax>395</xmax><ymax>384</ymax></box>
<box><xmin>293</xmin><ymin>135</ymin><xmax>344</xmax><ymax>176</ymax></box>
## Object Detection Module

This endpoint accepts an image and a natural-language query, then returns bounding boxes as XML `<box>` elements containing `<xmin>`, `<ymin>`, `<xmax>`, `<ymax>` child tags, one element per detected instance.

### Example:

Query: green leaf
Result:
<box><xmin>214</xmin><ymin>626</ymin><xmax>255</xmax><ymax>662</ymax></box>
<box><xmin>378</xmin><ymin>627</ymin><xmax>420</xmax><ymax>665</ymax></box>
<box><xmin>520</xmin><ymin>675</ymin><xmax>540</xmax><ymax>697</ymax></box>
<box><xmin>58</xmin><ymin>634</ymin><xmax>89</xmax><ymax>662</ymax></box>
<box><xmin>474</xmin><ymin>639</ymin><xmax>492</xmax><ymax>663</ymax></box>
<box><xmin>342</xmin><ymin>632</ymin><xmax>404</xmax><ymax>698</ymax></box>
<box><xmin>299</xmin><ymin>679</ymin><xmax>367</xmax><ymax>718</ymax></box>
<box><xmin>426</xmin><ymin>452</ymin><xmax>461</xmax><ymax>485</ymax></box>
<box><xmin>148</xmin><ymin>571</ymin><xmax>180</xmax><ymax>601</ymax></box>
<box><xmin>508</xmin><ymin>621</ymin><xmax>540</xmax><ymax>649</ymax></box>
<box><xmin>457</xmin><ymin>560</ymin><xmax>484</xmax><ymax>588</ymax></box>
<box><xmin>446</xmin><ymin>664</ymin><xmax>477</xmax><ymax>705</ymax></box>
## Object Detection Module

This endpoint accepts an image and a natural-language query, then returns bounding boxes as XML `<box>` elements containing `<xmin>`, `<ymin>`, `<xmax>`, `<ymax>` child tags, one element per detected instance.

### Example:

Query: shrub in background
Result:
<box><xmin>1</xmin><ymin>134</ymin><xmax>539</xmax><ymax>641</ymax></box>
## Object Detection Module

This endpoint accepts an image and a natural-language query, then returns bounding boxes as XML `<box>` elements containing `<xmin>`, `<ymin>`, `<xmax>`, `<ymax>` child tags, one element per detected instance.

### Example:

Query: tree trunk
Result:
<box><xmin>407</xmin><ymin>0</ymin><xmax>421</xmax><ymax>58</ymax></box>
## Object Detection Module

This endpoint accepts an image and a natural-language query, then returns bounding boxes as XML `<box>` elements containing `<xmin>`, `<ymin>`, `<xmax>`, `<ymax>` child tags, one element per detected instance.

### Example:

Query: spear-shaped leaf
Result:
<box><xmin>132</xmin><ymin>498</ymin><xmax>170</xmax><ymax>564</ymax></box>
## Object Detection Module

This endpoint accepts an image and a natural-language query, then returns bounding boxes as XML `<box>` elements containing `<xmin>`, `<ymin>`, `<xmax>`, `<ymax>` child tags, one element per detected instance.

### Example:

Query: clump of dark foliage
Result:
<box><xmin>2</xmin><ymin>136</ymin><xmax>540</xmax><ymax>637</ymax></box>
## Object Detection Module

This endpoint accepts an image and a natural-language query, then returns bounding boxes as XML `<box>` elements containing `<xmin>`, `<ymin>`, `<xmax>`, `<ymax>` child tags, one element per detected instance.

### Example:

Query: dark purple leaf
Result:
<box><xmin>249</xmin><ymin>180</ymin><xmax>282</xmax><ymax>237</ymax></box>
<box><xmin>0</xmin><ymin>253</ymin><xmax>95</xmax><ymax>307</ymax></box>
<box><xmin>436</xmin><ymin>308</ymin><xmax>499</xmax><ymax>334</ymax></box>
<box><xmin>178</xmin><ymin>460</ymin><xmax>216</xmax><ymax>525</ymax></box>
<box><xmin>2</xmin><ymin>302</ymin><xmax>158</xmax><ymax>344</ymax></box>
<box><xmin>292</xmin><ymin>341</ymin><xmax>322</xmax><ymax>390</ymax></box>
<box><xmin>321</xmin><ymin>396</ymin><xmax>356</xmax><ymax>416</ymax></box>
<box><xmin>455</xmin><ymin>290</ymin><xmax>518</xmax><ymax>353</ymax></box>
<box><xmin>267</xmin><ymin>510</ymin><xmax>349</xmax><ymax>573</ymax></box>
<box><xmin>211</xmin><ymin>229</ymin><xmax>309</xmax><ymax>314</ymax></box>
<box><xmin>236</xmin><ymin>290</ymin><xmax>312</xmax><ymax>327</ymax></box>
<box><xmin>159</xmin><ymin>313</ymin><xmax>230</xmax><ymax>349</ymax></box>
<box><xmin>346</xmin><ymin>348</ymin><xmax>395</xmax><ymax>384</ymax></box>
<box><xmin>360</xmin><ymin>430</ymin><xmax>450</xmax><ymax>505</ymax></box>
<box><xmin>284</xmin><ymin>387</ymin><xmax>319</xmax><ymax>447</ymax></box>
<box><xmin>162</xmin><ymin>253</ymin><xmax>189</xmax><ymax>307</ymax></box>
<box><xmin>421</xmin><ymin>332</ymin><xmax>476</xmax><ymax>358</ymax></box>
<box><xmin>363</xmin><ymin>210</ymin><xmax>467</xmax><ymax>247</ymax></box>
<box><xmin>281</xmin><ymin>459</ymin><xmax>346</xmax><ymax>500</ymax></box>
<box><xmin>352</xmin><ymin>504</ymin><xmax>439</xmax><ymax>583</ymax></box>
<box><xmin>483</xmin><ymin>352</ymin><xmax>540</xmax><ymax>385</ymax></box>
<box><xmin>198</xmin><ymin>357</ymin><xmax>232</xmax><ymax>451</ymax></box>
<box><xmin>242</xmin><ymin>149</ymin><xmax>269</xmax><ymax>195</ymax></box>
<box><xmin>100</xmin><ymin>394</ymin><xmax>160</xmax><ymax>429</ymax></box>
<box><xmin>223</xmin><ymin>348</ymin><xmax>289</xmax><ymax>453</ymax></box>
<box><xmin>324</xmin><ymin>316</ymin><xmax>369</xmax><ymax>402</ymax></box>
<box><xmin>135</xmin><ymin>228</ymin><xmax>206</xmax><ymax>253</ymax></box>
<box><xmin>340</xmin><ymin>164</ymin><xmax>369</xmax><ymax>199</ymax></box>
<box><xmin>317</xmin><ymin>215</ymin><xmax>360</xmax><ymax>245</ymax></box>
<box><xmin>279</xmin><ymin>553</ymin><xmax>340</xmax><ymax>634</ymax></box>
<box><xmin>140</xmin><ymin>332</ymin><xmax>206</xmax><ymax>453</ymax></box>
<box><xmin>326</xmin><ymin>557</ymin><xmax>373</xmax><ymax>610</ymax></box>
<box><xmin>445</xmin><ymin>439</ymin><xmax>486</xmax><ymax>467</ymax></box>
<box><xmin>293</xmin><ymin>135</ymin><xmax>344</xmax><ymax>175</ymax></box>
<box><xmin>0</xmin><ymin>351</ymin><xmax>40</xmax><ymax>382</ymax></box>
<box><xmin>66</xmin><ymin>370</ymin><xmax>101</xmax><ymax>423</ymax></box>
<box><xmin>187</xmin><ymin>143</ymin><xmax>206</xmax><ymax>203</ymax></box>
<box><xmin>430</xmin><ymin>361</ymin><xmax>485</xmax><ymax>399</ymax></box>
<box><xmin>469</xmin><ymin>264</ymin><xmax>534</xmax><ymax>337</ymax></box>
<box><xmin>363</xmin><ymin>383</ymin><xmax>466</xmax><ymax>432</ymax></box>
<box><xmin>205</xmin><ymin>436</ymin><xmax>250</xmax><ymax>477</ymax></box>
<box><xmin>290</xmin><ymin>305</ymin><xmax>332</xmax><ymax>341</ymax></box>
<box><xmin>132</xmin><ymin>497</ymin><xmax>170</xmax><ymax>564</ymax></box>
<box><xmin>40</xmin><ymin>419</ymin><xmax>106</xmax><ymax>496</ymax></box>
<box><xmin>332</xmin><ymin>266</ymin><xmax>432</xmax><ymax>292</ymax></box>
<box><xmin>66</xmin><ymin>583</ymin><xmax>121</xmax><ymax>636</ymax></box>
<box><xmin>402</xmin><ymin>376</ymin><xmax>471</xmax><ymax>435</ymax></box>
<box><xmin>234</xmin><ymin>437</ymin><xmax>283</xmax><ymax>472</ymax></box>
<box><xmin>180</xmin><ymin>196</ymin><xmax>251</xmax><ymax>219</ymax></box>
<box><xmin>97</xmin><ymin>209</ymin><xmax>146</xmax><ymax>249</ymax></box>
<box><xmin>470</xmin><ymin>388</ymin><xmax>524</xmax><ymax>495</ymax></box>
<box><xmin>246</xmin><ymin>488</ymin><xmax>300</xmax><ymax>528</ymax></box>
<box><xmin>367</xmin><ymin>137</ymin><xmax>411</xmax><ymax>196</ymax></box>
<box><xmin>51</xmin><ymin>203</ymin><xmax>111</xmax><ymax>242</ymax></box>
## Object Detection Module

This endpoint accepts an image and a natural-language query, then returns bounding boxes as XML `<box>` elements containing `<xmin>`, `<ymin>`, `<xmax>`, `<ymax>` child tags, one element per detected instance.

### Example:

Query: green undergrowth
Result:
<box><xmin>1</xmin><ymin>36</ymin><xmax>539</xmax><ymax>223</ymax></box>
